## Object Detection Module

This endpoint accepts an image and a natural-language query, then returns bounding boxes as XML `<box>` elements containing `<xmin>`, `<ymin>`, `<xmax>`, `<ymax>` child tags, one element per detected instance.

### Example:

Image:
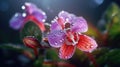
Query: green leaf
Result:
<box><xmin>0</xmin><ymin>43</ymin><xmax>36</xmax><ymax>59</ymax></box>
<box><xmin>34</xmin><ymin>56</ymin><xmax>44</xmax><ymax>67</ymax></box>
<box><xmin>105</xmin><ymin>3</ymin><xmax>119</xmax><ymax>23</ymax></box>
<box><xmin>108</xmin><ymin>13</ymin><xmax>120</xmax><ymax>39</ymax></box>
<box><xmin>0</xmin><ymin>43</ymin><xmax>30</xmax><ymax>52</ymax></box>
<box><xmin>92</xmin><ymin>48</ymin><xmax>110</xmax><ymax>58</ymax></box>
<box><xmin>103</xmin><ymin>3</ymin><xmax>120</xmax><ymax>39</ymax></box>
<box><xmin>20</xmin><ymin>21</ymin><xmax>42</xmax><ymax>42</ymax></box>
<box><xmin>45</xmin><ymin>49</ymin><xmax>59</xmax><ymax>61</ymax></box>
<box><xmin>97</xmin><ymin>49</ymin><xmax>120</xmax><ymax>67</ymax></box>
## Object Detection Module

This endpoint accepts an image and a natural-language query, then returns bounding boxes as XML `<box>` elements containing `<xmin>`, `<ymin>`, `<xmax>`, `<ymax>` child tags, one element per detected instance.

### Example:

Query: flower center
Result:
<box><xmin>65</xmin><ymin>32</ymin><xmax>79</xmax><ymax>46</ymax></box>
<box><xmin>64</xmin><ymin>22</ymin><xmax>71</xmax><ymax>31</ymax></box>
<box><xmin>64</xmin><ymin>22</ymin><xmax>79</xmax><ymax>46</ymax></box>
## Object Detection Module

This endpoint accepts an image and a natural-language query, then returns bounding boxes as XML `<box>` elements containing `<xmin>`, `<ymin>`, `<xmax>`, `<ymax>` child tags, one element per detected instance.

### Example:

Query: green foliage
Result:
<box><xmin>105</xmin><ymin>3</ymin><xmax>119</xmax><ymax>23</ymax></box>
<box><xmin>34</xmin><ymin>56</ymin><xmax>44</xmax><ymax>67</ymax></box>
<box><xmin>108</xmin><ymin>13</ymin><xmax>120</xmax><ymax>39</ymax></box>
<box><xmin>0</xmin><ymin>44</ymin><xmax>30</xmax><ymax>52</ymax></box>
<box><xmin>97</xmin><ymin>49</ymin><xmax>120</xmax><ymax>67</ymax></box>
<box><xmin>104</xmin><ymin>3</ymin><xmax>120</xmax><ymax>39</ymax></box>
<box><xmin>20</xmin><ymin>21</ymin><xmax>42</xmax><ymax>42</ymax></box>
<box><xmin>92</xmin><ymin>48</ymin><xmax>110</xmax><ymax>58</ymax></box>
<box><xmin>45</xmin><ymin>49</ymin><xmax>58</xmax><ymax>61</ymax></box>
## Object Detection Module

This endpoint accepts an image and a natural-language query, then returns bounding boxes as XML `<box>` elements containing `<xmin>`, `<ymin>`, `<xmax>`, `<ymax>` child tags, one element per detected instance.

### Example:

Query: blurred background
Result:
<box><xmin>0</xmin><ymin>0</ymin><xmax>120</xmax><ymax>67</ymax></box>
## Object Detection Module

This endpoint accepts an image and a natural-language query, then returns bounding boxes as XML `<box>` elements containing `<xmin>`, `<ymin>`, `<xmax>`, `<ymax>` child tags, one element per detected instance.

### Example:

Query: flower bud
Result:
<box><xmin>23</xmin><ymin>36</ymin><xmax>41</xmax><ymax>49</ymax></box>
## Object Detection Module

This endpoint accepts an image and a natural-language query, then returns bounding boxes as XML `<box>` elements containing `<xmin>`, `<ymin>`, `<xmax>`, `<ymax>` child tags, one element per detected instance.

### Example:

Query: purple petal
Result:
<box><xmin>23</xmin><ymin>2</ymin><xmax>46</xmax><ymax>22</ymax></box>
<box><xmin>9</xmin><ymin>13</ymin><xmax>25</xmax><ymax>30</ymax></box>
<box><xmin>71</xmin><ymin>17</ymin><xmax>88</xmax><ymax>33</ymax></box>
<box><xmin>50</xmin><ymin>20</ymin><xmax>62</xmax><ymax>31</ymax></box>
<box><xmin>32</xmin><ymin>10</ymin><xmax>47</xmax><ymax>22</ymax></box>
<box><xmin>24</xmin><ymin>2</ymin><xmax>38</xmax><ymax>14</ymax></box>
<box><xmin>48</xmin><ymin>30</ymin><xmax>66</xmax><ymax>48</ymax></box>
<box><xmin>58</xmin><ymin>11</ymin><xmax>69</xmax><ymax>20</ymax></box>
<box><xmin>58</xmin><ymin>11</ymin><xmax>76</xmax><ymax>23</ymax></box>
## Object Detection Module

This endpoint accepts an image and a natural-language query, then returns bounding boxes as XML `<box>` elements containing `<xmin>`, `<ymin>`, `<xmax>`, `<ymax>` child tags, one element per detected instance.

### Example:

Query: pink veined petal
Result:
<box><xmin>9</xmin><ymin>13</ymin><xmax>25</xmax><ymax>30</ymax></box>
<box><xmin>59</xmin><ymin>44</ymin><xmax>75</xmax><ymax>59</ymax></box>
<box><xmin>76</xmin><ymin>35</ymin><xmax>97</xmax><ymax>53</ymax></box>
<box><xmin>50</xmin><ymin>21</ymin><xmax>62</xmax><ymax>31</ymax></box>
<box><xmin>71</xmin><ymin>17</ymin><xmax>88</xmax><ymax>33</ymax></box>
<box><xmin>47</xmin><ymin>30</ymin><xmax>66</xmax><ymax>48</ymax></box>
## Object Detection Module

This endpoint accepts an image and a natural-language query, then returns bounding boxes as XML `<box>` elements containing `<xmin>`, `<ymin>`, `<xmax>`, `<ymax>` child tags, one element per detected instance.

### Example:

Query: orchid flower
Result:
<box><xmin>9</xmin><ymin>2</ymin><xmax>46</xmax><ymax>31</ymax></box>
<box><xmin>48</xmin><ymin>11</ymin><xmax>98</xmax><ymax>59</ymax></box>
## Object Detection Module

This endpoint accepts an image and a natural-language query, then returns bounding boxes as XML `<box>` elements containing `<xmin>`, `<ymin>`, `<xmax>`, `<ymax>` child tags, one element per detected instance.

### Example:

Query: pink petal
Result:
<box><xmin>71</xmin><ymin>17</ymin><xmax>88</xmax><ymax>33</ymax></box>
<box><xmin>59</xmin><ymin>44</ymin><xmax>75</xmax><ymax>59</ymax></box>
<box><xmin>76</xmin><ymin>35</ymin><xmax>97</xmax><ymax>53</ymax></box>
<box><xmin>50</xmin><ymin>21</ymin><xmax>62</xmax><ymax>31</ymax></box>
<box><xmin>47</xmin><ymin>30</ymin><xmax>66</xmax><ymax>48</ymax></box>
<box><xmin>9</xmin><ymin>13</ymin><xmax>25</xmax><ymax>30</ymax></box>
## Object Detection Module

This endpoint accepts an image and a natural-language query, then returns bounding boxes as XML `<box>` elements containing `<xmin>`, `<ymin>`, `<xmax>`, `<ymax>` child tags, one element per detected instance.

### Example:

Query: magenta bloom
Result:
<box><xmin>9</xmin><ymin>2</ymin><xmax>46</xmax><ymax>31</ymax></box>
<box><xmin>48</xmin><ymin>11</ymin><xmax>98</xmax><ymax>59</ymax></box>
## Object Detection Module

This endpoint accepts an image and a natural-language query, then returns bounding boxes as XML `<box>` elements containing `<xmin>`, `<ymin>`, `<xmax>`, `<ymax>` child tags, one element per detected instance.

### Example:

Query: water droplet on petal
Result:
<box><xmin>55</xmin><ymin>42</ymin><xmax>57</xmax><ymax>45</ymax></box>
<box><xmin>86</xmin><ymin>46</ymin><xmax>90</xmax><ymax>49</ymax></box>
<box><xmin>90</xmin><ymin>45</ymin><xmax>93</xmax><ymax>48</ymax></box>
<box><xmin>71</xmin><ymin>23</ymin><xmax>74</xmax><ymax>26</ymax></box>
<box><xmin>42</xmin><ymin>19</ymin><xmax>45</xmax><ymax>22</ymax></box>
<box><xmin>42</xmin><ymin>12</ymin><xmax>46</xmax><ymax>15</ymax></box>
<box><xmin>60</xmin><ymin>40</ymin><xmax>62</xmax><ymax>42</ymax></box>
<box><xmin>21</xmin><ymin>5</ymin><xmax>25</xmax><ymax>10</ymax></box>
<box><xmin>66</xmin><ymin>18</ymin><xmax>69</xmax><ymax>22</ymax></box>
<box><xmin>22</xmin><ymin>13</ymin><xmax>27</xmax><ymax>17</ymax></box>
<box><xmin>65</xmin><ymin>56</ymin><xmax>68</xmax><ymax>59</ymax></box>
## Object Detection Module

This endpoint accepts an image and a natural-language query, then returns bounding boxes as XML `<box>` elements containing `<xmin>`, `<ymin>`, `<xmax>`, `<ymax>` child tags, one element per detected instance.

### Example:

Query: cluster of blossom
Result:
<box><xmin>10</xmin><ymin>2</ymin><xmax>97</xmax><ymax>60</ymax></box>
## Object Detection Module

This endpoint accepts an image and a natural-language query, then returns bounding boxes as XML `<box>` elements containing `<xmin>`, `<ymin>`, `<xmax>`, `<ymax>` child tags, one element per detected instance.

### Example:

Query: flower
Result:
<box><xmin>47</xmin><ymin>11</ymin><xmax>98</xmax><ymax>59</ymax></box>
<box><xmin>9</xmin><ymin>2</ymin><xmax>46</xmax><ymax>31</ymax></box>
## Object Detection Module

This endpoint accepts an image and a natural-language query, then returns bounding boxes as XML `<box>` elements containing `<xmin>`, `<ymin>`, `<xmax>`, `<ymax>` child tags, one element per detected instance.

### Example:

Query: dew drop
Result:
<box><xmin>60</xmin><ymin>40</ymin><xmax>62</xmax><ymax>42</ymax></box>
<box><xmin>22</xmin><ymin>13</ymin><xmax>27</xmax><ymax>17</ymax></box>
<box><xmin>71</xmin><ymin>23</ymin><xmax>74</xmax><ymax>26</ymax></box>
<box><xmin>42</xmin><ymin>19</ymin><xmax>45</xmax><ymax>22</ymax></box>
<box><xmin>90</xmin><ymin>45</ymin><xmax>93</xmax><ymax>48</ymax></box>
<box><xmin>21</xmin><ymin>5</ymin><xmax>25</xmax><ymax>10</ymax></box>
<box><xmin>86</xmin><ymin>46</ymin><xmax>90</xmax><ymax>49</ymax></box>
<box><xmin>55</xmin><ymin>42</ymin><xmax>57</xmax><ymax>45</ymax></box>
<box><xmin>65</xmin><ymin>56</ymin><xmax>68</xmax><ymax>59</ymax></box>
